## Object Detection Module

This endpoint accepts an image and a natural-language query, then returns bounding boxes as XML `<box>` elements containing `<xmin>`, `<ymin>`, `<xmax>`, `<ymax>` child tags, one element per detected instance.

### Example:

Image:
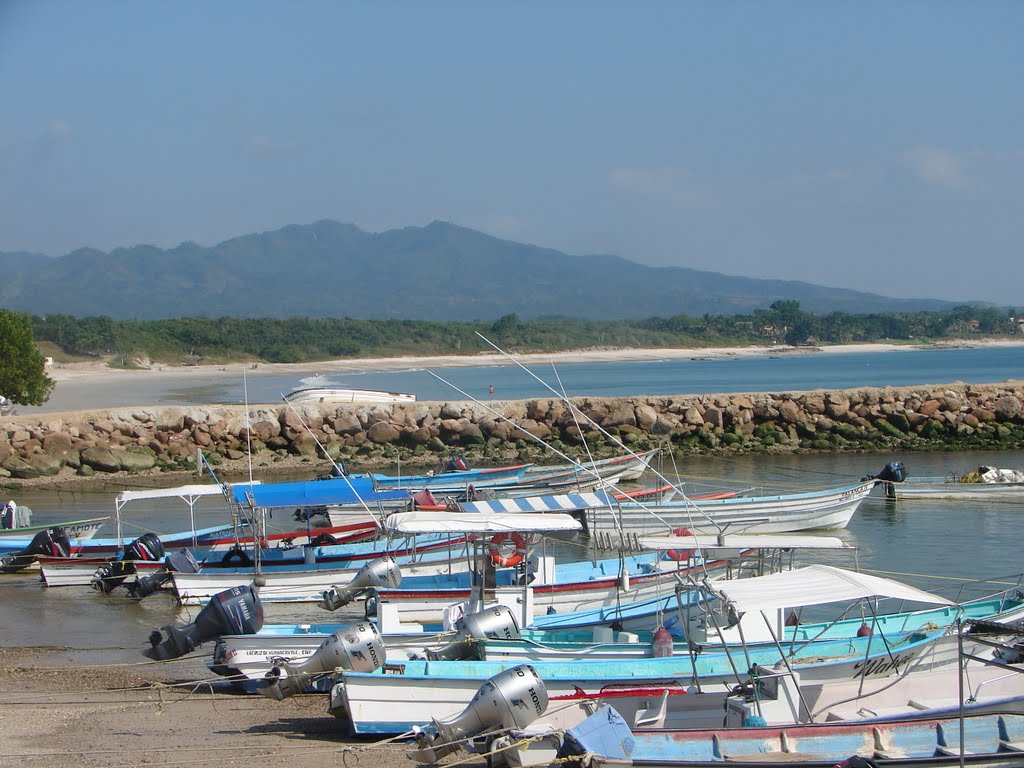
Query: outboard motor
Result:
<box><xmin>445</xmin><ymin>455</ymin><xmax>471</xmax><ymax>473</ymax></box>
<box><xmin>143</xmin><ymin>584</ymin><xmax>264</xmax><ymax>660</ymax></box>
<box><xmin>91</xmin><ymin>533</ymin><xmax>166</xmax><ymax>593</ymax></box>
<box><xmin>260</xmin><ymin>622</ymin><xmax>385</xmax><ymax>700</ymax></box>
<box><xmin>128</xmin><ymin>548</ymin><xmax>200</xmax><ymax>598</ymax></box>
<box><xmin>0</xmin><ymin>527</ymin><xmax>71</xmax><ymax>573</ymax></box>
<box><xmin>864</xmin><ymin>462</ymin><xmax>906</xmax><ymax>483</ymax></box>
<box><xmin>409</xmin><ymin>665</ymin><xmax>548</xmax><ymax>764</ymax></box>
<box><xmin>425</xmin><ymin>605</ymin><xmax>521</xmax><ymax>661</ymax></box>
<box><xmin>319</xmin><ymin>557</ymin><xmax>402</xmax><ymax>611</ymax></box>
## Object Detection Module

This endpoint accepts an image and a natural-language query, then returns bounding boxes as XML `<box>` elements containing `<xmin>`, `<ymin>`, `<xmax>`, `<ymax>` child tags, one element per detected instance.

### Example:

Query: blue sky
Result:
<box><xmin>1</xmin><ymin>1</ymin><xmax>1021</xmax><ymax>306</ymax></box>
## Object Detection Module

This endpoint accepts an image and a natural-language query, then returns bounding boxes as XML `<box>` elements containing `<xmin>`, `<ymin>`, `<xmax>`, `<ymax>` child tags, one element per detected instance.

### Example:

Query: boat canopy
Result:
<box><xmin>384</xmin><ymin>510</ymin><xmax>583</xmax><ymax>534</ymax></box>
<box><xmin>708</xmin><ymin>564</ymin><xmax>954</xmax><ymax>612</ymax></box>
<box><xmin>638</xmin><ymin>533</ymin><xmax>848</xmax><ymax>551</ymax></box>
<box><xmin>230</xmin><ymin>477</ymin><xmax>410</xmax><ymax>509</ymax></box>
<box><xmin>115</xmin><ymin>483</ymin><xmax>241</xmax><ymax>504</ymax></box>
<box><xmin>459</xmin><ymin>491</ymin><xmax>617</xmax><ymax>514</ymax></box>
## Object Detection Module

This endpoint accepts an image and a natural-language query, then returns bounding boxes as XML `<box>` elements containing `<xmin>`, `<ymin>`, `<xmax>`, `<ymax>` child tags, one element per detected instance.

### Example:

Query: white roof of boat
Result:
<box><xmin>384</xmin><ymin>510</ymin><xmax>583</xmax><ymax>534</ymax></box>
<box><xmin>459</xmin><ymin>491</ymin><xmax>616</xmax><ymax>514</ymax></box>
<box><xmin>639</xmin><ymin>533</ymin><xmax>848</xmax><ymax>551</ymax></box>
<box><xmin>709</xmin><ymin>564</ymin><xmax>953</xmax><ymax>611</ymax></box>
<box><xmin>114</xmin><ymin>484</ymin><xmax>254</xmax><ymax>503</ymax></box>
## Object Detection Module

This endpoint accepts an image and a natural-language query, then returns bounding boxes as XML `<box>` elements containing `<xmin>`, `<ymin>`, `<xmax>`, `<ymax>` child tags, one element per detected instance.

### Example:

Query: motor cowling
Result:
<box><xmin>91</xmin><ymin>533</ymin><xmax>167</xmax><ymax>593</ymax></box>
<box><xmin>425</xmin><ymin>605</ymin><xmax>521</xmax><ymax>661</ymax></box>
<box><xmin>0</xmin><ymin>527</ymin><xmax>71</xmax><ymax>573</ymax></box>
<box><xmin>261</xmin><ymin>622</ymin><xmax>385</xmax><ymax>700</ymax></box>
<box><xmin>864</xmin><ymin>462</ymin><xmax>906</xmax><ymax>483</ymax></box>
<box><xmin>319</xmin><ymin>557</ymin><xmax>402</xmax><ymax>611</ymax></box>
<box><xmin>409</xmin><ymin>665</ymin><xmax>548</xmax><ymax>763</ymax></box>
<box><xmin>128</xmin><ymin>548</ymin><xmax>200</xmax><ymax>599</ymax></box>
<box><xmin>143</xmin><ymin>584</ymin><xmax>264</xmax><ymax>660</ymax></box>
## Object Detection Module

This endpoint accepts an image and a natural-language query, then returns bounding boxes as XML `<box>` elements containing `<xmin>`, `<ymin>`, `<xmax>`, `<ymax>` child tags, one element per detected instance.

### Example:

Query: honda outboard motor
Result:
<box><xmin>863</xmin><ymin>462</ymin><xmax>906</xmax><ymax>483</ymax></box>
<box><xmin>0</xmin><ymin>527</ymin><xmax>71</xmax><ymax>573</ymax></box>
<box><xmin>409</xmin><ymin>665</ymin><xmax>548</xmax><ymax>764</ymax></box>
<box><xmin>319</xmin><ymin>557</ymin><xmax>402</xmax><ymax>611</ymax></box>
<box><xmin>425</xmin><ymin>605</ymin><xmax>521</xmax><ymax>661</ymax></box>
<box><xmin>260</xmin><ymin>622</ymin><xmax>385</xmax><ymax>700</ymax></box>
<box><xmin>143</xmin><ymin>584</ymin><xmax>264</xmax><ymax>660</ymax></box>
<box><xmin>91</xmin><ymin>533</ymin><xmax>167</xmax><ymax>593</ymax></box>
<box><xmin>128</xmin><ymin>548</ymin><xmax>200</xmax><ymax>598</ymax></box>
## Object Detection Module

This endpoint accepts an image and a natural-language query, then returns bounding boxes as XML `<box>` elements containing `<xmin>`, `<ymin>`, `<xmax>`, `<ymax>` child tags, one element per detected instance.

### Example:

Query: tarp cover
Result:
<box><xmin>639</xmin><ymin>534</ymin><xmax>847</xmax><ymax>551</ymax></box>
<box><xmin>385</xmin><ymin>511</ymin><xmax>583</xmax><ymax>534</ymax></box>
<box><xmin>709</xmin><ymin>564</ymin><xmax>953</xmax><ymax>612</ymax></box>
<box><xmin>459</xmin><ymin>491</ymin><xmax>616</xmax><ymax>514</ymax></box>
<box><xmin>230</xmin><ymin>477</ymin><xmax>409</xmax><ymax>508</ymax></box>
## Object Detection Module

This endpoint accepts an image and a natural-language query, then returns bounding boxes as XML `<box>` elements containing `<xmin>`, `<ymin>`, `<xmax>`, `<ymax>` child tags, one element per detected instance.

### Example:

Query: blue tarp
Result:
<box><xmin>230</xmin><ymin>477</ymin><xmax>410</xmax><ymax>508</ymax></box>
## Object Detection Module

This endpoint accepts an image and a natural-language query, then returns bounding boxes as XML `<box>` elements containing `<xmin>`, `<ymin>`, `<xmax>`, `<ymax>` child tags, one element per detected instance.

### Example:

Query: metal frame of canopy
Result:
<box><xmin>114</xmin><ymin>483</ymin><xmax>249</xmax><ymax>548</ymax></box>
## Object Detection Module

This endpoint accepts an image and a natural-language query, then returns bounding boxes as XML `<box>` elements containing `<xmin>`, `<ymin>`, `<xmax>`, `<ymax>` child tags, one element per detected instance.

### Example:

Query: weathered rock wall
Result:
<box><xmin>2</xmin><ymin>381</ymin><xmax>1023</xmax><ymax>481</ymax></box>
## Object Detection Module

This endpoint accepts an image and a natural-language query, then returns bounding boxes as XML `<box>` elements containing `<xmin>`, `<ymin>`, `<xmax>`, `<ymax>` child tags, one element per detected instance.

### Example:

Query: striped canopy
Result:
<box><xmin>459</xmin><ymin>491</ymin><xmax>617</xmax><ymax>514</ymax></box>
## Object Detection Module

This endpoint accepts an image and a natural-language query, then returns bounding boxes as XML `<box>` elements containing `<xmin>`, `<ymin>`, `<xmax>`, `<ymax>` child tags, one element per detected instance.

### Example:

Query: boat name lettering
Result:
<box><xmin>852</xmin><ymin>652</ymin><xmax>914</xmax><ymax>678</ymax></box>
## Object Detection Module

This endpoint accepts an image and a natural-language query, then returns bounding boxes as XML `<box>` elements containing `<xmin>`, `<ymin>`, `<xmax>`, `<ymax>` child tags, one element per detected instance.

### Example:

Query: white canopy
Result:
<box><xmin>115</xmin><ymin>484</ymin><xmax>241</xmax><ymax>504</ymax></box>
<box><xmin>385</xmin><ymin>510</ymin><xmax>583</xmax><ymax>535</ymax></box>
<box><xmin>708</xmin><ymin>564</ymin><xmax>954</xmax><ymax>612</ymax></box>
<box><xmin>639</xmin><ymin>533</ymin><xmax>848</xmax><ymax>552</ymax></box>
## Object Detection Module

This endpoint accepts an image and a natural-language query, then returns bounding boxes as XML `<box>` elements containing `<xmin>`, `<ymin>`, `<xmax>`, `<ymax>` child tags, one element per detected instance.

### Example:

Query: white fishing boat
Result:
<box><xmin>458</xmin><ymin>480</ymin><xmax>875</xmax><ymax>535</ymax></box>
<box><xmin>329</xmin><ymin>593</ymin><xmax>953</xmax><ymax>736</ymax></box>
<box><xmin>283</xmin><ymin>387</ymin><xmax>415</xmax><ymax>405</ymax></box>
<box><xmin>869</xmin><ymin>461</ymin><xmax>1024</xmax><ymax>501</ymax></box>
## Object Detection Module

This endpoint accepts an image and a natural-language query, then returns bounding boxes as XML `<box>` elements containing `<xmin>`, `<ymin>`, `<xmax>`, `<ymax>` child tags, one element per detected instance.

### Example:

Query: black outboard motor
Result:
<box><xmin>445</xmin><ymin>454</ymin><xmax>471</xmax><ymax>473</ymax></box>
<box><xmin>863</xmin><ymin>462</ymin><xmax>906</xmax><ymax>483</ymax></box>
<box><xmin>128</xmin><ymin>548</ymin><xmax>200</xmax><ymax>598</ymax></box>
<box><xmin>0</xmin><ymin>527</ymin><xmax>71</xmax><ymax>573</ymax></box>
<box><xmin>91</xmin><ymin>533</ymin><xmax>167</xmax><ymax>594</ymax></box>
<box><xmin>143</xmin><ymin>584</ymin><xmax>264</xmax><ymax>660</ymax></box>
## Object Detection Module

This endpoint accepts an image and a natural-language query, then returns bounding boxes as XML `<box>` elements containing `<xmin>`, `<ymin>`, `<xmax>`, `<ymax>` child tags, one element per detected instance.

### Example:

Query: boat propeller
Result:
<box><xmin>423</xmin><ymin>605</ymin><xmax>521</xmax><ymax>661</ymax></box>
<box><xmin>319</xmin><ymin>557</ymin><xmax>402</xmax><ymax>611</ymax></box>
<box><xmin>408</xmin><ymin>664</ymin><xmax>548</xmax><ymax>764</ymax></box>
<box><xmin>143</xmin><ymin>584</ymin><xmax>264</xmax><ymax>660</ymax></box>
<box><xmin>260</xmin><ymin>621</ymin><xmax>385</xmax><ymax>700</ymax></box>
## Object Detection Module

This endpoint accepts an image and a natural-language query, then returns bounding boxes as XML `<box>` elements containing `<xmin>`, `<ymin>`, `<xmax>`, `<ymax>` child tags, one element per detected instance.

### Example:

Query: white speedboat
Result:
<box><xmin>283</xmin><ymin>387</ymin><xmax>415</xmax><ymax>405</ymax></box>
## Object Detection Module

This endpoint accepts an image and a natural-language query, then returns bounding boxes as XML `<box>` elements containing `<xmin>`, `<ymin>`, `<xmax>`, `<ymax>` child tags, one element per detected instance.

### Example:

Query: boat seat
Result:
<box><xmin>999</xmin><ymin>741</ymin><xmax>1024</xmax><ymax>753</ymax></box>
<box><xmin>907</xmin><ymin>697</ymin><xmax>959</xmax><ymax>710</ymax></box>
<box><xmin>935</xmin><ymin>746</ymin><xmax>974</xmax><ymax>757</ymax></box>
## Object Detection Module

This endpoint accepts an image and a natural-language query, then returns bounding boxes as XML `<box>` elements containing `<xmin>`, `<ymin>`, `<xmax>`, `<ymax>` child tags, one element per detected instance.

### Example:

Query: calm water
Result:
<box><xmin>3</xmin><ymin>449</ymin><xmax>1023</xmax><ymax>656</ymax></box>
<box><xmin>24</xmin><ymin>344</ymin><xmax>1024</xmax><ymax>414</ymax></box>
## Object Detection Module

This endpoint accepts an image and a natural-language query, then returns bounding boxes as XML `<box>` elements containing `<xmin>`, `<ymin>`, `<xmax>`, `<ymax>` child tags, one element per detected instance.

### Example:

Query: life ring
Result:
<box><xmin>309</xmin><ymin>533</ymin><xmax>339</xmax><ymax>548</ymax></box>
<box><xmin>489</xmin><ymin>532</ymin><xmax>526</xmax><ymax>568</ymax></box>
<box><xmin>666</xmin><ymin>527</ymin><xmax>694</xmax><ymax>563</ymax></box>
<box><xmin>220</xmin><ymin>546</ymin><xmax>252</xmax><ymax>568</ymax></box>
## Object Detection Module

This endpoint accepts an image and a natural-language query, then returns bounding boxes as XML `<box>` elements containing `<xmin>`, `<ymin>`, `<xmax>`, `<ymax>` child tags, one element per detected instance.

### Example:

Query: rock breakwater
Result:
<box><xmin>2</xmin><ymin>381</ymin><xmax>1023</xmax><ymax>482</ymax></box>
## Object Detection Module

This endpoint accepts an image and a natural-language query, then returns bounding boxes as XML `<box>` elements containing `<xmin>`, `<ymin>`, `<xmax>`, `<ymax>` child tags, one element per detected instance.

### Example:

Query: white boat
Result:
<box><xmin>459</xmin><ymin>481</ymin><xmax>875</xmax><ymax>535</ymax></box>
<box><xmin>283</xmin><ymin>387</ymin><xmax>415</xmax><ymax>405</ymax></box>
<box><xmin>324</xmin><ymin>566</ymin><xmax>986</xmax><ymax>736</ymax></box>
<box><xmin>871</xmin><ymin>462</ymin><xmax>1024</xmax><ymax>501</ymax></box>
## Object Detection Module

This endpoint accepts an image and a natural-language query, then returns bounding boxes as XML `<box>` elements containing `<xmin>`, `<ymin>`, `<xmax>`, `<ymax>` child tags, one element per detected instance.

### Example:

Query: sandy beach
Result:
<box><xmin>34</xmin><ymin>339</ymin><xmax>1024</xmax><ymax>415</ymax></box>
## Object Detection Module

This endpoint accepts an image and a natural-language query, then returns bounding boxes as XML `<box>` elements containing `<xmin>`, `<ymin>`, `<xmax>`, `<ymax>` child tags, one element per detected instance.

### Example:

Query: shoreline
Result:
<box><xmin>46</xmin><ymin>338</ymin><xmax>1024</xmax><ymax>386</ymax></box>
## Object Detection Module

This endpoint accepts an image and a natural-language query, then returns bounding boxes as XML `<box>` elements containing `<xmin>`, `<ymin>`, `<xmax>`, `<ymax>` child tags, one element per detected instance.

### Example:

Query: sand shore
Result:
<box><xmin>47</xmin><ymin>338</ymin><xmax>1024</xmax><ymax>387</ymax></box>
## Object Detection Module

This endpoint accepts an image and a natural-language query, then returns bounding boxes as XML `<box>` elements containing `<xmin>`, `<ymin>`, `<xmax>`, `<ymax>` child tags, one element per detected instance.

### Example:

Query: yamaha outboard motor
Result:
<box><xmin>260</xmin><ymin>622</ymin><xmax>385</xmax><ymax>700</ymax></box>
<box><xmin>863</xmin><ymin>462</ymin><xmax>906</xmax><ymax>483</ymax></box>
<box><xmin>319</xmin><ymin>557</ymin><xmax>402</xmax><ymax>611</ymax></box>
<box><xmin>0</xmin><ymin>527</ymin><xmax>71</xmax><ymax>573</ymax></box>
<box><xmin>143</xmin><ymin>584</ymin><xmax>264</xmax><ymax>660</ymax></box>
<box><xmin>425</xmin><ymin>605</ymin><xmax>521</xmax><ymax>661</ymax></box>
<box><xmin>409</xmin><ymin>665</ymin><xmax>548</xmax><ymax>764</ymax></box>
<box><xmin>91</xmin><ymin>533</ymin><xmax>167</xmax><ymax>593</ymax></box>
<box><xmin>128</xmin><ymin>548</ymin><xmax>200</xmax><ymax>598</ymax></box>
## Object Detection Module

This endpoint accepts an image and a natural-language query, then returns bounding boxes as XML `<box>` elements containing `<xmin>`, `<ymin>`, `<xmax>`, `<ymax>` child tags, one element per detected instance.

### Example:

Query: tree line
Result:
<box><xmin>28</xmin><ymin>302</ymin><xmax>1022</xmax><ymax>366</ymax></box>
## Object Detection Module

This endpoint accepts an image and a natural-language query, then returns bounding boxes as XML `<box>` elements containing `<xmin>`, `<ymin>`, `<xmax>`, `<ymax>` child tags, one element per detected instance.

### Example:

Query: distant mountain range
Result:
<box><xmin>0</xmin><ymin>220</ymin><xmax>963</xmax><ymax>321</ymax></box>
